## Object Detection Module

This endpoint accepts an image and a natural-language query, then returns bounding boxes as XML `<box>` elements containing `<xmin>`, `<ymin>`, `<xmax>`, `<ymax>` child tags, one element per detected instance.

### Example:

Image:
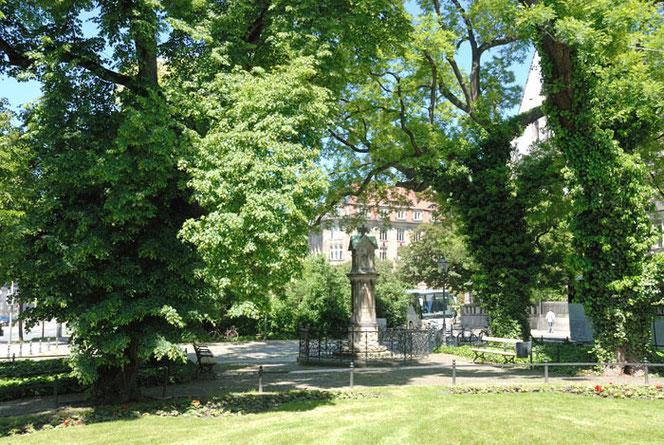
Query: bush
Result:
<box><xmin>433</xmin><ymin>342</ymin><xmax>597</xmax><ymax>375</ymax></box>
<box><xmin>0</xmin><ymin>358</ymin><xmax>201</xmax><ymax>402</ymax></box>
<box><xmin>0</xmin><ymin>358</ymin><xmax>70</xmax><ymax>378</ymax></box>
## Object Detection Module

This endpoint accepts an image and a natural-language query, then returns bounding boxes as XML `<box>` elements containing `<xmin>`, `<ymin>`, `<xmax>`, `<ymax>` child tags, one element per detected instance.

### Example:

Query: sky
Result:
<box><xmin>0</xmin><ymin>6</ymin><xmax>534</xmax><ymax>118</ymax></box>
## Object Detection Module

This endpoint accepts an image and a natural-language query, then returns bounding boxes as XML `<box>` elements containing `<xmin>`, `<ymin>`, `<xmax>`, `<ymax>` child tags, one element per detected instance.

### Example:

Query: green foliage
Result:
<box><xmin>0</xmin><ymin>0</ymin><xmax>411</xmax><ymax>401</ymax></box>
<box><xmin>434</xmin><ymin>341</ymin><xmax>597</xmax><ymax>375</ymax></box>
<box><xmin>0</xmin><ymin>358</ymin><xmax>198</xmax><ymax>403</ymax></box>
<box><xmin>0</xmin><ymin>358</ymin><xmax>69</xmax><ymax>378</ymax></box>
<box><xmin>426</xmin><ymin>124</ymin><xmax>540</xmax><ymax>339</ymax></box>
<box><xmin>514</xmin><ymin>142</ymin><xmax>574</xmax><ymax>301</ymax></box>
<box><xmin>398</xmin><ymin>218</ymin><xmax>477</xmax><ymax>294</ymax></box>
<box><xmin>530</xmin><ymin>0</ymin><xmax>664</xmax><ymax>362</ymax></box>
<box><xmin>0</xmin><ymin>389</ymin><xmax>381</xmax><ymax>438</ymax></box>
<box><xmin>447</xmin><ymin>383</ymin><xmax>664</xmax><ymax>399</ymax></box>
<box><xmin>179</xmin><ymin>58</ymin><xmax>330</xmax><ymax>305</ymax></box>
<box><xmin>275</xmin><ymin>255</ymin><xmax>351</xmax><ymax>332</ymax></box>
<box><xmin>0</xmin><ymin>374</ymin><xmax>80</xmax><ymax>403</ymax></box>
<box><xmin>269</xmin><ymin>256</ymin><xmax>411</xmax><ymax>333</ymax></box>
<box><xmin>327</xmin><ymin>1</ymin><xmax>542</xmax><ymax>339</ymax></box>
<box><xmin>374</xmin><ymin>259</ymin><xmax>411</xmax><ymax>327</ymax></box>
<box><xmin>0</xmin><ymin>101</ymin><xmax>34</xmax><ymax>284</ymax></box>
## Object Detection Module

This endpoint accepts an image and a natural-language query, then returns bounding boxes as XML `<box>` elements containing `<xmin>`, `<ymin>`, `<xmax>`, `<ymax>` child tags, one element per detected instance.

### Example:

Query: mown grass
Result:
<box><xmin>2</xmin><ymin>386</ymin><xmax>664</xmax><ymax>444</ymax></box>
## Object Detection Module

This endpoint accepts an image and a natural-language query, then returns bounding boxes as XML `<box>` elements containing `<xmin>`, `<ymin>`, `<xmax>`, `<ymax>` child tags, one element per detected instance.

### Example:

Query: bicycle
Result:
<box><xmin>208</xmin><ymin>325</ymin><xmax>239</xmax><ymax>341</ymax></box>
<box><xmin>455</xmin><ymin>328</ymin><xmax>479</xmax><ymax>346</ymax></box>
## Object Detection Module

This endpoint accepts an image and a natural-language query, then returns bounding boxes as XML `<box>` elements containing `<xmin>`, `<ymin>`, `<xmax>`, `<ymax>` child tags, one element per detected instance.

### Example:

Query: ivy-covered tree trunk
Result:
<box><xmin>427</xmin><ymin>123</ymin><xmax>538</xmax><ymax>339</ymax></box>
<box><xmin>533</xmin><ymin>4</ymin><xmax>662</xmax><ymax>367</ymax></box>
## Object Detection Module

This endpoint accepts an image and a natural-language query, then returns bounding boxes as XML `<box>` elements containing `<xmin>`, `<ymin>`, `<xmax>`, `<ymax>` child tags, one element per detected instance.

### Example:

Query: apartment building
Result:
<box><xmin>309</xmin><ymin>188</ymin><xmax>437</xmax><ymax>263</ymax></box>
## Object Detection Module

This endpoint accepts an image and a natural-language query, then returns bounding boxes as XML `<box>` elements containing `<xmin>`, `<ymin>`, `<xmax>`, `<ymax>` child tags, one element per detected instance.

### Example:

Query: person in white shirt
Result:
<box><xmin>545</xmin><ymin>309</ymin><xmax>556</xmax><ymax>333</ymax></box>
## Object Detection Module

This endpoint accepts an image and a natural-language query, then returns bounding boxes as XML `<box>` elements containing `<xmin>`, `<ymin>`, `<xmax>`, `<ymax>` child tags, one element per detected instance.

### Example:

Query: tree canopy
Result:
<box><xmin>2</xmin><ymin>0</ymin><xmax>664</xmax><ymax>392</ymax></box>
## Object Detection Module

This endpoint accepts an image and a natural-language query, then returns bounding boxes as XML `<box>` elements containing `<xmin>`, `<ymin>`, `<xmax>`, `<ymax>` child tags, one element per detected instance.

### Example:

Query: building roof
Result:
<box><xmin>346</xmin><ymin>187</ymin><xmax>437</xmax><ymax>211</ymax></box>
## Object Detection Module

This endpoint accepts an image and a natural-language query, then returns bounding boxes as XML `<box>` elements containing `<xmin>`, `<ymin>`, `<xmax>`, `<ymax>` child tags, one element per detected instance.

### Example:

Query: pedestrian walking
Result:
<box><xmin>545</xmin><ymin>309</ymin><xmax>556</xmax><ymax>333</ymax></box>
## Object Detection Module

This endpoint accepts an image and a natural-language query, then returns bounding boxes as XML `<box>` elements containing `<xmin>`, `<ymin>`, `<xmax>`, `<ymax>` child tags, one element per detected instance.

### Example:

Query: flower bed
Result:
<box><xmin>447</xmin><ymin>383</ymin><xmax>664</xmax><ymax>399</ymax></box>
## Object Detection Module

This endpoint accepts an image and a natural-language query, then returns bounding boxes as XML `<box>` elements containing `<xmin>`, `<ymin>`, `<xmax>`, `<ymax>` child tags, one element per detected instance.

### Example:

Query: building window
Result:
<box><xmin>397</xmin><ymin>228</ymin><xmax>405</xmax><ymax>242</ymax></box>
<box><xmin>416</xmin><ymin>231</ymin><xmax>423</xmax><ymax>241</ymax></box>
<box><xmin>413</xmin><ymin>210</ymin><xmax>422</xmax><ymax>221</ymax></box>
<box><xmin>380</xmin><ymin>228</ymin><xmax>388</xmax><ymax>241</ymax></box>
<box><xmin>396</xmin><ymin>209</ymin><xmax>406</xmax><ymax>220</ymax></box>
<box><xmin>330</xmin><ymin>224</ymin><xmax>344</xmax><ymax>240</ymax></box>
<box><xmin>330</xmin><ymin>243</ymin><xmax>344</xmax><ymax>261</ymax></box>
<box><xmin>379</xmin><ymin>246</ymin><xmax>387</xmax><ymax>260</ymax></box>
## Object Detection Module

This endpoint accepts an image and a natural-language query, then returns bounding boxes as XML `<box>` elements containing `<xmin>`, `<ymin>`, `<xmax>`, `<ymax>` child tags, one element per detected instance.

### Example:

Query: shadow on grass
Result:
<box><xmin>0</xmin><ymin>390</ymin><xmax>340</xmax><ymax>438</ymax></box>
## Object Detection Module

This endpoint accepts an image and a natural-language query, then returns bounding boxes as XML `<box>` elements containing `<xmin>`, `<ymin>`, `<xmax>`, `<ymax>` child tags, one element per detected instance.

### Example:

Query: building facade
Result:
<box><xmin>309</xmin><ymin>188</ymin><xmax>437</xmax><ymax>263</ymax></box>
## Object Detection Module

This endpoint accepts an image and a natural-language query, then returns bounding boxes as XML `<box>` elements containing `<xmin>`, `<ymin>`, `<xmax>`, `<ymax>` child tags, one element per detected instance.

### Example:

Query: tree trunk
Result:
<box><xmin>17</xmin><ymin>304</ymin><xmax>23</xmax><ymax>342</ymax></box>
<box><xmin>92</xmin><ymin>337</ymin><xmax>142</xmax><ymax>403</ymax></box>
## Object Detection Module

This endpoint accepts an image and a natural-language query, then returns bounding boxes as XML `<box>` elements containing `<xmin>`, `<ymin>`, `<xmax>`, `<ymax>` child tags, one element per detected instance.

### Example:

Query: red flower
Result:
<box><xmin>609</xmin><ymin>382</ymin><xmax>613</xmax><ymax>385</ymax></box>
<box><xmin>187</xmin><ymin>396</ymin><xmax>192</xmax><ymax>399</ymax></box>
<box><xmin>595</xmin><ymin>385</ymin><xmax>602</xmax><ymax>393</ymax></box>
<box><xmin>193</xmin><ymin>400</ymin><xmax>199</xmax><ymax>404</ymax></box>
<box><xmin>656</xmin><ymin>385</ymin><xmax>661</xmax><ymax>390</ymax></box>
<box><xmin>122</xmin><ymin>406</ymin><xmax>128</xmax><ymax>410</ymax></box>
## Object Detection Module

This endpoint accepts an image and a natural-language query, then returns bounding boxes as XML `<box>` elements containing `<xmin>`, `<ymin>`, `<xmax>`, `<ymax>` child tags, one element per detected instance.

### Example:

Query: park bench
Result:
<box><xmin>192</xmin><ymin>341</ymin><xmax>216</xmax><ymax>374</ymax></box>
<box><xmin>470</xmin><ymin>336</ymin><xmax>519</xmax><ymax>363</ymax></box>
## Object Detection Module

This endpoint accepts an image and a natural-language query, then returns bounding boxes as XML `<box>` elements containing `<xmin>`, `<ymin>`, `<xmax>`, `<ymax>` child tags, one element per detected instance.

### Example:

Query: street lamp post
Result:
<box><xmin>7</xmin><ymin>282</ymin><xmax>16</xmax><ymax>358</ymax></box>
<box><xmin>438</xmin><ymin>255</ymin><xmax>450</xmax><ymax>332</ymax></box>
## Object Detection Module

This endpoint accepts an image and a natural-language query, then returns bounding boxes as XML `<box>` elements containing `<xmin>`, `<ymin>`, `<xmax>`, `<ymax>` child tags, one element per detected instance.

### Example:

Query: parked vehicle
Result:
<box><xmin>406</xmin><ymin>289</ymin><xmax>457</xmax><ymax>330</ymax></box>
<box><xmin>0</xmin><ymin>315</ymin><xmax>9</xmax><ymax>327</ymax></box>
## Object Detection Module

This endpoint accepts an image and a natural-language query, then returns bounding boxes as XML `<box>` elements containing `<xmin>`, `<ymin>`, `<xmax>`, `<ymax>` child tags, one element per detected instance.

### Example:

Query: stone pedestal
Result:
<box><xmin>346</xmin><ymin>230</ymin><xmax>387</xmax><ymax>354</ymax></box>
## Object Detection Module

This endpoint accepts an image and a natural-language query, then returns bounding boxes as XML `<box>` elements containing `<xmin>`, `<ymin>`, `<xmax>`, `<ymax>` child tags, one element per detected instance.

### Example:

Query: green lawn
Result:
<box><xmin>3</xmin><ymin>386</ymin><xmax>663</xmax><ymax>444</ymax></box>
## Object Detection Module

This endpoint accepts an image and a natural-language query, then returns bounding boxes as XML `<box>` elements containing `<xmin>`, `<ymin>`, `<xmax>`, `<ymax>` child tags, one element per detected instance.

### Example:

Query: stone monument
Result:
<box><xmin>347</xmin><ymin>227</ymin><xmax>387</xmax><ymax>354</ymax></box>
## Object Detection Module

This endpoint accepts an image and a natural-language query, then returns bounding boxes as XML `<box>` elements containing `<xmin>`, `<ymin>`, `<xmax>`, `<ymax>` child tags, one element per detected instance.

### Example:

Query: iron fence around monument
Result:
<box><xmin>298</xmin><ymin>327</ymin><xmax>445</xmax><ymax>364</ymax></box>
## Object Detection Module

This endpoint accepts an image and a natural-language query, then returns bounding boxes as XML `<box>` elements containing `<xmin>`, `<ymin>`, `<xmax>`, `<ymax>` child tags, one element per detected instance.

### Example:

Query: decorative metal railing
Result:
<box><xmin>298</xmin><ymin>327</ymin><xmax>445</xmax><ymax>364</ymax></box>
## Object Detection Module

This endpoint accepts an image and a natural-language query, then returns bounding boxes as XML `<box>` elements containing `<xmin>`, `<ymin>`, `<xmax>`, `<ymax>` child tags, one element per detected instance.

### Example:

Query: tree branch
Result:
<box><xmin>478</xmin><ymin>36</ymin><xmax>520</xmax><ymax>54</ymax></box>
<box><xmin>0</xmin><ymin>36</ymin><xmax>32</xmax><ymax>68</ymax></box>
<box><xmin>450</xmin><ymin>0</ymin><xmax>477</xmax><ymax>52</ymax></box>
<box><xmin>328</xmin><ymin>128</ymin><xmax>370</xmax><ymax>154</ymax></box>
<box><xmin>446</xmin><ymin>57</ymin><xmax>472</xmax><ymax>106</ymax></box>
<box><xmin>517</xmin><ymin>106</ymin><xmax>544</xmax><ymax>127</ymax></box>
<box><xmin>312</xmin><ymin>163</ymin><xmax>393</xmax><ymax>226</ymax></box>
<box><xmin>387</xmin><ymin>71</ymin><xmax>421</xmax><ymax>156</ymax></box>
<box><xmin>438</xmin><ymin>84</ymin><xmax>469</xmax><ymax>114</ymax></box>
<box><xmin>422</xmin><ymin>50</ymin><xmax>438</xmax><ymax>125</ymax></box>
<box><xmin>0</xmin><ymin>35</ymin><xmax>141</xmax><ymax>92</ymax></box>
<box><xmin>60</xmin><ymin>51</ymin><xmax>139</xmax><ymax>90</ymax></box>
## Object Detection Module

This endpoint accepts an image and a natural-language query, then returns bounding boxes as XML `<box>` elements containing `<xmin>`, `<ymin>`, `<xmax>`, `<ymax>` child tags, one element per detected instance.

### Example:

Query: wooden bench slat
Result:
<box><xmin>470</xmin><ymin>348</ymin><xmax>516</xmax><ymax>356</ymax></box>
<box><xmin>482</xmin><ymin>336</ymin><xmax>520</xmax><ymax>344</ymax></box>
<box><xmin>193</xmin><ymin>342</ymin><xmax>216</xmax><ymax>375</ymax></box>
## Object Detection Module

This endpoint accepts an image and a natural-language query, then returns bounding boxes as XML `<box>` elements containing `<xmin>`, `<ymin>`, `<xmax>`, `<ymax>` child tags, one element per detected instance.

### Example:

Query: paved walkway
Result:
<box><xmin>1</xmin><ymin>340</ymin><xmax>661</xmax><ymax>418</ymax></box>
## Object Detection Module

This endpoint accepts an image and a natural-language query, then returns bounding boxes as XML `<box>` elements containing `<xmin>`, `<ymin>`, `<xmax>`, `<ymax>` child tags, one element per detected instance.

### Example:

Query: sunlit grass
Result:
<box><xmin>3</xmin><ymin>385</ymin><xmax>664</xmax><ymax>444</ymax></box>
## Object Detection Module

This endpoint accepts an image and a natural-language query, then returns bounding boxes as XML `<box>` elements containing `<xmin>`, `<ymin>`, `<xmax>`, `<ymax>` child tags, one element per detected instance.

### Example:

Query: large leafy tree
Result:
<box><xmin>327</xmin><ymin>0</ymin><xmax>545</xmax><ymax>338</ymax></box>
<box><xmin>521</xmin><ymin>0</ymin><xmax>664</xmax><ymax>365</ymax></box>
<box><xmin>1</xmin><ymin>0</ymin><xmax>214</xmax><ymax>401</ymax></box>
<box><xmin>0</xmin><ymin>0</ymin><xmax>409</xmax><ymax>400</ymax></box>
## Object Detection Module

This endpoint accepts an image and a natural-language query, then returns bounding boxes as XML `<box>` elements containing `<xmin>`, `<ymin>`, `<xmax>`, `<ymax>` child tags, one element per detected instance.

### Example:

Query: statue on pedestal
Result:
<box><xmin>347</xmin><ymin>226</ymin><xmax>387</xmax><ymax>353</ymax></box>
